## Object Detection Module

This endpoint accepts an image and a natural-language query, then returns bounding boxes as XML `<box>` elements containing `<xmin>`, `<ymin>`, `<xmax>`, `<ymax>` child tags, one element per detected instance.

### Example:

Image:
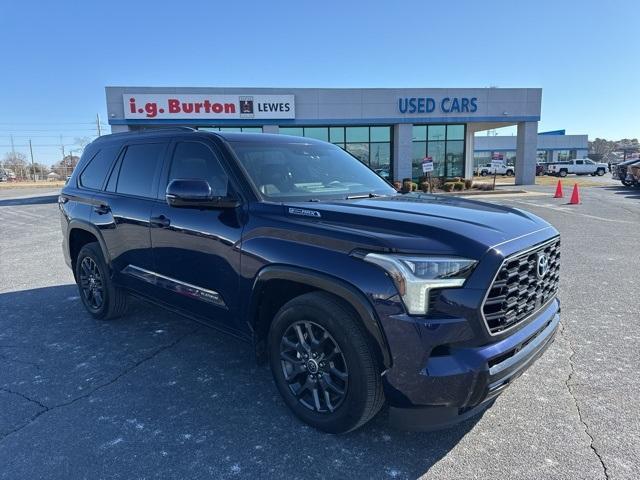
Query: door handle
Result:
<box><xmin>93</xmin><ymin>204</ymin><xmax>110</xmax><ymax>215</ymax></box>
<box><xmin>150</xmin><ymin>215</ymin><xmax>170</xmax><ymax>228</ymax></box>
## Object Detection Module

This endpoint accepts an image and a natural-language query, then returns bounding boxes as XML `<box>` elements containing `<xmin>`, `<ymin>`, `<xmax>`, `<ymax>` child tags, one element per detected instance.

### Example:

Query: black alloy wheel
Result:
<box><xmin>79</xmin><ymin>256</ymin><xmax>104</xmax><ymax>310</ymax></box>
<box><xmin>268</xmin><ymin>292</ymin><xmax>384</xmax><ymax>433</ymax></box>
<box><xmin>279</xmin><ymin>320</ymin><xmax>349</xmax><ymax>413</ymax></box>
<box><xmin>75</xmin><ymin>242</ymin><xmax>128</xmax><ymax>320</ymax></box>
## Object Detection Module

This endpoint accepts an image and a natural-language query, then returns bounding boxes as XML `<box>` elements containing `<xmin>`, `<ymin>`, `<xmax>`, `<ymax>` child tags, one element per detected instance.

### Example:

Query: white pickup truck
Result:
<box><xmin>547</xmin><ymin>158</ymin><xmax>607</xmax><ymax>177</ymax></box>
<box><xmin>474</xmin><ymin>163</ymin><xmax>515</xmax><ymax>176</ymax></box>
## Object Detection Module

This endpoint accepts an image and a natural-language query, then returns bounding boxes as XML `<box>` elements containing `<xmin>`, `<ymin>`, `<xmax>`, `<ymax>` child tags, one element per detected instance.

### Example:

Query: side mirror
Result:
<box><xmin>165</xmin><ymin>179</ymin><xmax>240</xmax><ymax>209</ymax></box>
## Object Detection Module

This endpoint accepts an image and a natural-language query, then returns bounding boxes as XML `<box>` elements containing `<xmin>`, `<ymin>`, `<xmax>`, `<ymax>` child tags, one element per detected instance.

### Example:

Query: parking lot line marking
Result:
<box><xmin>507</xmin><ymin>199</ymin><xmax>637</xmax><ymax>224</ymax></box>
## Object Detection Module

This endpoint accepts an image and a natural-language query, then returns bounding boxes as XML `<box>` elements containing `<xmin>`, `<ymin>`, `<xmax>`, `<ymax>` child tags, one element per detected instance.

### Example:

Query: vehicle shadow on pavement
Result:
<box><xmin>599</xmin><ymin>185</ymin><xmax>640</xmax><ymax>200</ymax></box>
<box><xmin>0</xmin><ymin>285</ymin><xmax>479</xmax><ymax>479</ymax></box>
<box><xmin>0</xmin><ymin>195</ymin><xmax>59</xmax><ymax>207</ymax></box>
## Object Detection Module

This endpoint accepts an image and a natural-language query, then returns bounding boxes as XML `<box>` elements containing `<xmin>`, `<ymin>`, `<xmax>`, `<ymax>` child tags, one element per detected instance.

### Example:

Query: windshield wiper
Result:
<box><xmin>345</xmin><ymin>193</ymin><xmax>384</xmax><ymax>200</ymax></box>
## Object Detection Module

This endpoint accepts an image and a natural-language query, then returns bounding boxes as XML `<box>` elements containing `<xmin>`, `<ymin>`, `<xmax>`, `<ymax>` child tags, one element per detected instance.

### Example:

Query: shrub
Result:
<box><xmin>430</xmin><ymin>177</ymin><xmax>443</xmax><ymax>191</ymax></box>
<box><xmin>475</xmin><ymin>182</ymin><xmax>494</xmax><ymax>191</ymax></box>
<box><xmin>453</xmin><ymin>182</ymin><xmax>465</xmax><ymax>191</ymax></box>
<box><xmin>442</xmin><ymin>182</ymin><xmax>454</xmax><ymax>192</ymax></box>
<box><xmin>419</xmin><ymin>181</ymin><xmax>429</xmax><ymax>192</ymax></box>
<box><xmin>464</xmin><ymin>179</ymin><xmax>473</xmax><ymax>190</ymax></box>
<box><xmin>411</xmin><ymin>182</ymin><xmax>418</xmax><ymax>191</ymax></box>
<box><xmin>393</xmin><ymin>181</ymin><xmax>402</xmax><ymax>191</ymax></box>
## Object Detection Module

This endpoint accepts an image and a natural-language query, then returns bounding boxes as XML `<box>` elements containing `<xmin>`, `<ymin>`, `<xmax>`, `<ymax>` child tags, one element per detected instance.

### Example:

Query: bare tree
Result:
<box><xmin>51</xmin><ymin>154</ymin><xmax>80</xmax><ymax>178</ymax></box>
<box><xmin>2</xmin><ymin>152</ymin><xmax>28</xmax><ymax>179</ymax></box>
<box><xmin>74</xmin><ymin>136</ymin><xmax>93</xmax><ymax>150</ymax></box>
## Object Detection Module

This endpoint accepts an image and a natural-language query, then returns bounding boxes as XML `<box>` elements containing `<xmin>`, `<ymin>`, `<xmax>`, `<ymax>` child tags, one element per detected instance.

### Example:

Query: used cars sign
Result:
<box><xmin>123</xmin><ymin>94</ymin><xmax>295</xmax><ymax>119</ymax></box>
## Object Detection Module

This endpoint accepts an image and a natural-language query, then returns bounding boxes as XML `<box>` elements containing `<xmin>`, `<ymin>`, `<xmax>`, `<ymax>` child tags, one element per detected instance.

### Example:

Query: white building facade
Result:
<box><xmin>106</xmin><ymin>86</ymin><xmax>543</xmax><ymax>184</ymax></box>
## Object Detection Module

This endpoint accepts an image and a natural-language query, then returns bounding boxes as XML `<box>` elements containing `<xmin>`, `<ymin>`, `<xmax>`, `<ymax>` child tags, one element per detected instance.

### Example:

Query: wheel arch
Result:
<box><xmin>248</xmin><ymin>265</ymin><xmax>392</xmax><ymax>370</ymax></box>
<box><xmin>68</xmin><ymin>220</ymin><xmax>111</xmax><ymax>276</ymax></box>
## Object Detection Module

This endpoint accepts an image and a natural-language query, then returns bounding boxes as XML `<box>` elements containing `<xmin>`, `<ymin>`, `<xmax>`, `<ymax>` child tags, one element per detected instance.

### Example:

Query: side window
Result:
<box><xmin>168</xmin><ymin>142</ymin><xmax>228</xmax><ymax>196</ymax></box>
<box><xmin>79</xmin><ymin>145</ymin><xmax>120</xmax><ymax>190</ymax></box>
<box><xmin>115</xmin><ymin>143</ymin><xmax>166</xmax><ymax>198</ymax></box>
<box><xmin>576</xmin><ymin>160</ymin><xmax>584</xmax><ymax>165</ymax></box>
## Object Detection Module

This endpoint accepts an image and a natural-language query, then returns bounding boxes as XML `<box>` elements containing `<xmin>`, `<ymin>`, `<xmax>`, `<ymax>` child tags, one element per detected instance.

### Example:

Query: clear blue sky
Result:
<box><xmin>0</xmin><ymin>0</ymin><xmax>638</xmax><ymax>166</ymax></box>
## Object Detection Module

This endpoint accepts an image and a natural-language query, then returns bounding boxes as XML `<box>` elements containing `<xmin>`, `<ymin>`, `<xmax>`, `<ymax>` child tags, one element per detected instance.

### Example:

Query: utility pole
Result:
<box><xmin>10</xmin><ymin>135</ymin><xmax>15</xmax><ymax>156</ymax></box>
<box><xmin>29</xmin><ymin>139</ymin><xmax>36</xmax><ymax>181</ymax></box>
<box><xmin>96</xmin><ymin>113</ymin><xmax>102</xmax><ymax>136</ymax></box>
<box><xmin>60</xmin><ymin>135</ymin><xmax>65</xmax><ymax>159</ymax></box>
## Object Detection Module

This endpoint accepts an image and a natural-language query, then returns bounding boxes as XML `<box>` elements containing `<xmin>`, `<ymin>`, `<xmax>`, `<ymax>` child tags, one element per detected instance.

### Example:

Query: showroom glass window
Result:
<box><xmin>198</xmin><ymin>127</ymin><xmax>263</xmax><ymax>133</ymax></box>
<box><xmin>411</xmin><ymin>124</ymin><xmax>465</xmax><ymax>180</ymax></box>
<box><xmin>537</xmin><ymin>150</ymin><xmax>548</xmax><ymax>163</ymax></box>
<box><xmin>473</xmin><ymin>151</ymin><xmax>491</xmax><ymax>168</ymax></box>
<box><xmin>279</xmin><ymin>126</ymin><xmax>393</xmax><ymax>181</ymax></box>
<box><xmin>557</xmin><ymin>149</ymin><xmax>577</xmax><ymax>162</ymax></box>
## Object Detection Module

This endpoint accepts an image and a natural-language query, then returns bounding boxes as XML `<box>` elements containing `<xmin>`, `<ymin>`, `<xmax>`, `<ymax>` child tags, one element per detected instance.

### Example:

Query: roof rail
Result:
<box><xmin>92</xmin><ymin>126</ymin><xmax>198</xmax><ymax>142</ymax></box>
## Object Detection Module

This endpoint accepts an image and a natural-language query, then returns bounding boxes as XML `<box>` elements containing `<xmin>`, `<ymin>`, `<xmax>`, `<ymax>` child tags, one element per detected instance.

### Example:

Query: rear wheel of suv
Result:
<box><xmin>559</xmin><ymin>169</ymin><xmax>568</xmax><ymax>177</ymax></box>
<box><xmin>596</xmin><ymin>168</ymin><xmax>605</xmax><ymax>176</ymax></box>
<box><xmin>506</xmin><ymin>169</ymin><xmax>514</xmax><ymax>177</ymax></box>
<box><xmin>75</xmin><ymin>242</ymin><xmax>127</xmax><ymax>320</ymax></box>
<box><xmin>268</xmin><ymin>292</ymin><xmax>384</xmax><ymax>434</ymax></box>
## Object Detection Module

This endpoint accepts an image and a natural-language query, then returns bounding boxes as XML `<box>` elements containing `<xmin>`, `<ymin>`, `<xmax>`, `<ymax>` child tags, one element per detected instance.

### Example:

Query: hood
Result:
<box><xmin>283</xmin><ymin>193</ymin><xmax>555</xmax><ymax>259</ymax></box>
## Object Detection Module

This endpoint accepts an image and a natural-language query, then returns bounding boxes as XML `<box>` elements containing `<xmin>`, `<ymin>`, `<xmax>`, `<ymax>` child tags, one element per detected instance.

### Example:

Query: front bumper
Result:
<box><xmin>381</xmin><ymin>298</ymin><xmax>560</xmax><ymax>430</ymax></box>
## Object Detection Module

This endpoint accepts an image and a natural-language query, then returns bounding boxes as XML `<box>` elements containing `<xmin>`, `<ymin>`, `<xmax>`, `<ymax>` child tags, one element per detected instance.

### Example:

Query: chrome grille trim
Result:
<box><xmin>481</xmin><ymin>237</ymin><xmax>560</xmax><ymax>335</ymax></box>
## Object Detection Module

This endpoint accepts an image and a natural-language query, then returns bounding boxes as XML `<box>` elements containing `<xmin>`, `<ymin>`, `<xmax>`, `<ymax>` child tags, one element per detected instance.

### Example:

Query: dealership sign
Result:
<box><xmin>123</xmin><ymin>94</ymin><xmax>295</xmax><ymax>119</ymax></box>
<box><xmin>398</xmin><ymin>96</ymin><xmax>478</xmax><ymax>114</ymax></box>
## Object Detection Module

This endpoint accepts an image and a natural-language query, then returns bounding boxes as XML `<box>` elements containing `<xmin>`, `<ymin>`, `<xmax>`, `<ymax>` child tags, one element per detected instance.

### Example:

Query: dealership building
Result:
<box><xmin>106</xmin><ymin>86</ymin><xmax>542</xmax><ymax>184</ymax></box>
<box><xmin>474</xmin><ymin>130</ymin><xmax>588</xmax><ymax>167</ymax></box>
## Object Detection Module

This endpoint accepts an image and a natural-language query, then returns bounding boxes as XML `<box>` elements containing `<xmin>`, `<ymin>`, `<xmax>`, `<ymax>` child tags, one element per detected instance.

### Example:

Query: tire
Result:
<box><xmin>480</xmin><ymin>171</ymin><xmax>488</xmax><ymax>177</ymax></box>
<box><xmin>506</xmin><ymin>169</ymin><xmax>514</xmax><ymax>177</ymax></box>
<box><xmin>75</xmin><ymin>242</ymin><xmax>128</xmax><ymax>320</ymax></box>
<box><xmin>596</xmin><ymin>168</ymin><xmax>605</xmax><ymax>176</ymax></box>
<box><xmin>622</xmin><ymin>180</ymin><xmax>632</xmax><ymax>187</ymax></box>
<box><xmin>559</xmin><ymin>170</ymin><xmax>568</xmax><ymax>178</ymax></box>
<box><xmin>268</xmin><ymin>291</ymin><xmax>384</xmax><ymax>434</ymax></box>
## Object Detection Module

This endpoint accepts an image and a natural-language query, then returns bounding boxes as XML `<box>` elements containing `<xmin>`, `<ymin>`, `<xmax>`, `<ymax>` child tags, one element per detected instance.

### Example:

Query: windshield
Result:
<box><xmin>229</xmin><ymin>140</ymin><xmax>396</xmax><ymax>201</ymax></box>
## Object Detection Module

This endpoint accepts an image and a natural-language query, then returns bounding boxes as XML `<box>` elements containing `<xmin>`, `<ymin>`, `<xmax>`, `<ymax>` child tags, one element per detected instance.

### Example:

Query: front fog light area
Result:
<box><xmin>362</xmin><ymin>254</ymin><xmax>477</xmax><ymax>315</ymax></box>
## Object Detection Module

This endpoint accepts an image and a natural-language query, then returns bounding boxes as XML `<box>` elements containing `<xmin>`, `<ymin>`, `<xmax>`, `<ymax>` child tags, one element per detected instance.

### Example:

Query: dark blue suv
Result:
<box><xmin>59</xmin><ymin>127</ymin><xmax>561</xmax><ymax>433</ymax></box>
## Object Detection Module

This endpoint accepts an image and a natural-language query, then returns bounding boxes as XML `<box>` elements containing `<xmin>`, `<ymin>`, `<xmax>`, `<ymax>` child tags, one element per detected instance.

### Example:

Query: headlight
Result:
<box><xmin>363</xmin><ymin>253</ymin><xmax>477</xmax><ymax>315</ymax></box>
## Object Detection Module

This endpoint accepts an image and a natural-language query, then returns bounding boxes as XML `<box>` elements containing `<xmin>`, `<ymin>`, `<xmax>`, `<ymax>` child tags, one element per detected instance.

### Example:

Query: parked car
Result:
<box><xmin>623</xmin><ymin>161</ymin><xmax>640</xmax><ymax>188</ymax></box>
<box><xmin>547</xmin><ymin>158</ymin><xmax>607</xmax><ymax>177</ymax></box>
<box><xmin>474</xmin><ymin>163</ymin><xmax>515</xmax><ymax>176</ymax></box>
<box><xmin>613</xmin><ymin>159</ymin><xmax>640</xmax><ymax>186</ymax></box>
<box><xmin>59</xmin><ymin>128</ymin><xmax>561</xmax><ymax>433</ymax></box>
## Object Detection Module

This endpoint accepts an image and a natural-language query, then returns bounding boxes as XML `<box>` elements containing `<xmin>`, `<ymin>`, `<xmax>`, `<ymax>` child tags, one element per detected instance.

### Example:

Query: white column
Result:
<box><xmin>515</xmin><ymin>121</ymin><xmax>538</xmax><ymax>185</ymax></box>
<box><xmin>393</xmin><ymin>123</ymin><xmax>413</xmax><ymax>181</ymax></box>
<box><xmin>464</xmin><ymin>126</ymin><xmax>475</xmax><ymax>179</ymax></box>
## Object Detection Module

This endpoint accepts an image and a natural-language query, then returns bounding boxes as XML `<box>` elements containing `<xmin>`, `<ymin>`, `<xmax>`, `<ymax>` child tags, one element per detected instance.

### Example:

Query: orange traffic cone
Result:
<box><xmin>569</xmin><ymin>183</ymin><xmax>581</xmax><ymax>204</ymax></box>
<box><xmin>553</xmin><ymin>180</ymin><xmax>564</xmax><ymax>198</ymax></box>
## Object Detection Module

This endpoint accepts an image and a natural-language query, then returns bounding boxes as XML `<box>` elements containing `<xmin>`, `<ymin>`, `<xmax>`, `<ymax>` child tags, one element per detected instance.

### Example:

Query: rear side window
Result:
<box><xmin>168</xmin><ymin>142</ymin><xmax>228</xmax><ymax>196</ymax></box>
<box><xmin>115</xmin><ymin>143</ymin><xmax>166</xmax><ymax>198</ymax></box>
<box><xmin>79</xmin><ymin>145</ymin><xmax>120</xmax><ymax>190</ymax></box>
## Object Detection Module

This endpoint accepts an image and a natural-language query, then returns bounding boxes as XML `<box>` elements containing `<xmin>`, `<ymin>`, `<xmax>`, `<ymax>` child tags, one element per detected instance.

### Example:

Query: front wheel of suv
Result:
<box><xmin>268</xmin><ymin>292</ymin><xmax>384</xmax><ymax>434</ymax></box>
<box><xmin>75</xmin><ymin>242</ymin><xmax>128</xmax><ymax>320</ymax></box>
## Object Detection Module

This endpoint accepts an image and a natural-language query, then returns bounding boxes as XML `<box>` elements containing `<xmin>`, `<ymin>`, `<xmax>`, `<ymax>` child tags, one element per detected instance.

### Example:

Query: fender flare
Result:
<box><xmin>67</xmin><ymin>219</ymin><xmax>112</xmax><ymax>268</ymax></box>
<box><xmin>249</xmin><ymin>265</ymin><xmax>392</xmax><ymax>369</ymax></box>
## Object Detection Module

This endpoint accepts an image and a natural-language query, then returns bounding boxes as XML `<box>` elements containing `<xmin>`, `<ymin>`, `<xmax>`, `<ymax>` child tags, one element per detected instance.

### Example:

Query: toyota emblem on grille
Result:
<box><xmin>536</xmin><ymin>253</ymin><xmax>549</xmax><ymax>279</ymax></box>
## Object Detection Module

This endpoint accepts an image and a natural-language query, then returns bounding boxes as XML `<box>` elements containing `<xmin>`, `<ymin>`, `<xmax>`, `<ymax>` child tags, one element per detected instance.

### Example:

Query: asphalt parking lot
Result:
<box><xmin>0</xmin><ymin>182</ymin><xmax>639</xmax><ymax>480</ymax></box>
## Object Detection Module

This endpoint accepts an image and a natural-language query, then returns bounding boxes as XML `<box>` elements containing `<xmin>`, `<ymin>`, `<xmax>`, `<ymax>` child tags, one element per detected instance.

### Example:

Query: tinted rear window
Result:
<box><xmin>79</xmin><ymin>145</ymin><xmax>120</xmax><ymax>190</ymax></box>
<box><xmin>115</xmin><ymin>143</ymin><xmax>166</xmax><ymax>198</ymax></box>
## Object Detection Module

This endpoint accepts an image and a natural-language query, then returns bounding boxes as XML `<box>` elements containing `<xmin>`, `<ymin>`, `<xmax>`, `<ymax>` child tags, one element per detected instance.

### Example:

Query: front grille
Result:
<box><xmin>482</xmin><ymin>238</ymin><xmax>560</xmax><ymax>334</ymax></box>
